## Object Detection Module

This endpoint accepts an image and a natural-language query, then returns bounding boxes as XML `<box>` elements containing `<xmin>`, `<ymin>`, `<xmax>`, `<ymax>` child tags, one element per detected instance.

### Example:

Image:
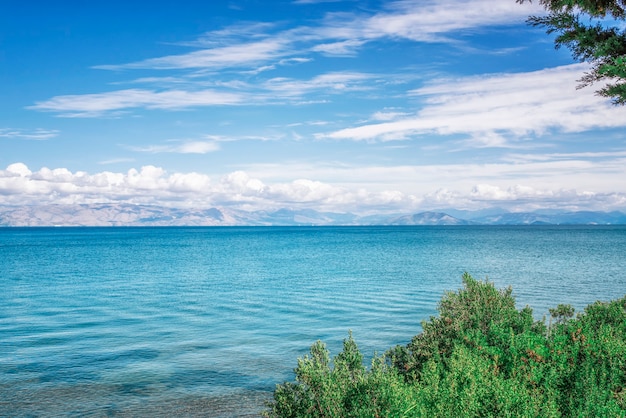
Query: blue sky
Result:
<box><xmin>1</xmin><ymin>0</ymin><xmax>625</xmax><ymax>214</ymax></box>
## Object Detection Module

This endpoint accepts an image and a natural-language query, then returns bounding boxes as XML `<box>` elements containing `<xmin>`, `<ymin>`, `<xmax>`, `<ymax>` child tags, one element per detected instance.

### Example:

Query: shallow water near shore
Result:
<box><xmin>1</xmin><ymin>225</ymin><xmax>625</xmax><ymax>416</ymax></box>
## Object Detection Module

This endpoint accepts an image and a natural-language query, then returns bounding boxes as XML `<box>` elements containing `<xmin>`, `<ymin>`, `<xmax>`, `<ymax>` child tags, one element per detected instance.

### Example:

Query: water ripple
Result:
<box><xmin>1</xmin><ymin>226</ymin><xmax>624</xmax><ymax>416</ymax></box>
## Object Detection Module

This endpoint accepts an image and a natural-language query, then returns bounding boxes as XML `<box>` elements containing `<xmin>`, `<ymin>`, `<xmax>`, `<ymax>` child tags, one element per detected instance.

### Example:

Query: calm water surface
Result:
<box><xmin>1</xmin><ymin>226</ymin><xmax>625</xmax><ymax>416</ymax></box>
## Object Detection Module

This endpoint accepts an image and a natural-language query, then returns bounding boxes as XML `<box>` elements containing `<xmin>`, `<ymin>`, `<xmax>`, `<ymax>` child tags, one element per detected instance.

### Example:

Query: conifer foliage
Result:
<box><xmin>518</xmin><ymin>0</ymin><xmax>626</xmax><ymax>104</ymax></box>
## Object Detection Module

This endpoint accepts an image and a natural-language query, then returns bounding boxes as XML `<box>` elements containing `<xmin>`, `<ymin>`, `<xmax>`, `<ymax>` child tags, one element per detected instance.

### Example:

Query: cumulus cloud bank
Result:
<box><xmin>1</xmin><ymin>163</ymin><xmax>624</xmax><ymax>213</ymax></box>
<box><xmin>0</xmin><ymin>163</ymin><xmax>414</xmax><ymax>212</ymax></box>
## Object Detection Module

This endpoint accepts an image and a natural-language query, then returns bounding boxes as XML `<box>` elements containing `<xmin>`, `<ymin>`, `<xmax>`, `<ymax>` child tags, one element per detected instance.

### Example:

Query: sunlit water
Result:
<box><xmin>1</xmin><ymin>226</ymin><xmax>625</xmax><ymax>416</ymax></box>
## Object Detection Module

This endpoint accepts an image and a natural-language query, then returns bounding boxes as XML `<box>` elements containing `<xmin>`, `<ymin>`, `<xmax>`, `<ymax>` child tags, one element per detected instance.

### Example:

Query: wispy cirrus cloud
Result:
<box><xmin>321</xmin><ymin>64</ymin><xmax>626</xmax><ymax>144</ymax></box>
<box><xmin>503</xmin><ymin>151</ymin><xmax>626</xmax><ymax>163</ymax></box>
<box><xmin>311</xmin><ymin>39</ymin><xmax>366</xmax><ymax>56</ymax></box>
<box><xmin>127</xmin><ymin>133</ymin><xmax>283</xmax><ymax>155</ymax></box>
<box><xmin>108</xmin><ymin>0</ymin><xmax>532</xmax><ymax>72</ymax></box>
<box><xmin>98</xmin><ymin>158</ymin><xmax>136</xmax><ymax>165</ymax></box>
<box><xmin>0</xmin><ymin>128</ymin><xmax>59</xmax><ymax>140</ymax></box>
<box><xmin>262</xmin><ymin>71</ymin><xmax>375</xmax><ymax>96</ymax></box>
<box><xmin>29</xmin><ymin>0</ymin><xmax>546</xmax><ymax>118</ymax></box>
<box><xmin>129</xmin><ymin>140</ymin><xmax>221</xmax><ymax>154</ymax></box>
<box><xmin>29</xmin><ymin>71</ymin><xmax>377</xmax><ymax>117</ymax></box>
<box><xmin>306</xmin><ymin>0</ymin><xmax>544</xmax><ymax>49</ymax></box>
<box><xmin>29</xmin><ymin>88</ymin><xmax>244</xmax><ymax>117</ymax></box>
<box><xmin>352</xmin><ymin>0</ymin><xmax>543</xmax><ymax>42</ymax></box>
<box><xmin>293</xmin><ymin>0</ymin><xmax>348</xmax><ymax>4</ymax></box>
<box><xmin>85</xmin><ymin>2</ymin><xmax>546</xmax><ymax>75</ymax></box>
<box><xmin>95</xmin><ymin>39</ymin><xmax>291</xmax><ymax>71</ymax></box>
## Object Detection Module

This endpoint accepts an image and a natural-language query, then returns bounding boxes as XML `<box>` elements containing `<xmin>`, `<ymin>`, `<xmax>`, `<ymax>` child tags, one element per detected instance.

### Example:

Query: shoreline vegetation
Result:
<box><xmin>264</xmin><ymin>273</ymin><xmax>626</xmax><ymax>417</ymax></box>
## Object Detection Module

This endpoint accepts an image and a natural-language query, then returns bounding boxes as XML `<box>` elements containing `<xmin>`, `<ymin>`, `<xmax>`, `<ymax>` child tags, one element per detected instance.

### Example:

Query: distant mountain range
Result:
<box><xmin>1</xmin><ymin>204</ymin><xmax>625</xmax><ymax>226</ymax></box>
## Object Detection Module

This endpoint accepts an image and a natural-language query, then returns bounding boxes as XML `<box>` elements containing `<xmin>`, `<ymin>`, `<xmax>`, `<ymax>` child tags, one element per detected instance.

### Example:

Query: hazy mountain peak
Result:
<box><xmin>0</xmin><ymin>204</ymin><xmax>624</xmax><ymax>227</ymax></box>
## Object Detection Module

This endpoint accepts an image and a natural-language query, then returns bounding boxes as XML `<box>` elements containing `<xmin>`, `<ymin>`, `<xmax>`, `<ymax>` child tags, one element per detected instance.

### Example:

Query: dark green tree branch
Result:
<box><xmin>518</xmin><ymin>0</ymin><xmax>626</xmax><ymax>104</ymax></box>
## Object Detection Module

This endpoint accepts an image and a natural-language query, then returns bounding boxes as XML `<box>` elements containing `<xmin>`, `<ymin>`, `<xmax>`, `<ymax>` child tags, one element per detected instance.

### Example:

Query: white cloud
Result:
<box><xmin>6</xmin><ymin>162</ymin><xmax>32</xmax><ymax>176</ymax></box>
<box><xmin>504</xmin><ymin>151</ymin><xmax>626</xmax><ymax>163</ymax></box>
<box><xmin>131</xmin><ymin>140</ymin><xmax>221</xmax><ymax>154</ymax></box>
<box><xmin>0</xmin><ymin>162</ymin><xmax>624</xmax><ymax>213</ymax></box>
<box><xmin>29</xmin><ymin>89</ymin><xmax>243</xmax><ymax>117</ymax></box>
<box><xmin>98</xmin><ymin>158</ymin><xmax>136</xmax><ymax>165</ymax></box>
<box><xmin>173</xmin><ymin>22</ymin><xmax>279</xmax><ymax>48</ymax></box>
<box><xmin>323</xmin><ymin>64</ymin><xmax>625</xmax><ymax>143</ymax></box>
<box><xmin>28</xmin><ymin>0</ymin><xmax>546</xmax><ymax>117</ymax></box>
<box><xmin>364</xmin><ymin>0</ymin><xmax>543</xmax><ymax>41</ymax></box>
<box><xmin>263</xmin><ymin>71</ymin><xmax>375</xmax><ymax>97</ymax></box>
<box><xmin>313</xmin><ymin>0</ymin><xmax>545</xmax><ymax>43</ymax></box>
<box><xmin>95</xmin><ymin>38</ymin><xmax>290</xmax><ymax>71</ymax></box>
<box><xmin>421</xmin><ymin>185</ymin><xmax>626</xmax><ymax>212</ymax></box>
<box><xmin>0</xmin><ymin>128</ymin><xmax>59</xmax><ymax>140</ymax></box>
<box><xmin>101</xmin><ymin>0</ymin><xmax>535</xmax><ymax>73</ymax></box>
<box><xmin>370</xmin><ymin>110</ymin><xmax>411</xmax><ymax>121</ymax></box>
<box><xmin>28</xmin><ymin>69</ymin><xmax>378</xmax><ymax>117</ymax></box>
<box><xmin>177</xmin><ymin>141</ymin><xmax>221</xmax><ymax>154</ymax></box>
<box><xmin>293</xmin><ymin>0</ymin><xmax>347</xmax><ymax>4</ymax></box>
<box><xmin>235</xmin><ymin>151</ymin><xmax>626</xmax><ymax>208</ymax></box>
<box><xmin>311</xmin><ymin>39</ymin><xmax>366</xmax><ymax>56</ymax></box>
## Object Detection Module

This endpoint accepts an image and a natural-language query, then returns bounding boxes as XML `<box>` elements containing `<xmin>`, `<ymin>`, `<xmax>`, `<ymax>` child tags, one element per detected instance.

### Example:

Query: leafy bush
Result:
<box><xmin>264</xmin><ymin>333</ymin><xmax>418</xmax><ymax>417</ymax></box>
<box><xmin>265</xmin><ymin>274</ymin><xmax>626</xmax><ymax>417</ymax></box>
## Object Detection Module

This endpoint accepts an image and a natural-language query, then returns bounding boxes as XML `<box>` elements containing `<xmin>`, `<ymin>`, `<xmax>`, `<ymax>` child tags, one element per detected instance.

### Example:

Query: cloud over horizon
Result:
<box><xmin>3</xmin><ymin>0</ymin><xmax>624</xmax><ymax>218</ymax></box>
<box><xmin>1</xmin><ymin>163</ymin><xmax>624</xmax><ymax>214</ymax></box>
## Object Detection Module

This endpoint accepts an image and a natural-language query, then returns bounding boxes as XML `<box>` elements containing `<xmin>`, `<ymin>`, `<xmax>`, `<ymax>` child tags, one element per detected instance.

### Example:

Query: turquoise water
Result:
<box><xmin>1</xmin><ymin>226</ymin><xmax>625</xmax><ymax>416</ymax></box>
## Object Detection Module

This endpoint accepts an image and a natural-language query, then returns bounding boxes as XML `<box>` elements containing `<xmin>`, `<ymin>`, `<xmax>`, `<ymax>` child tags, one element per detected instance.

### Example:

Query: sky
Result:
<box><xmin>1</xmin><ymin>0</ymin><xmax>625</xmax><ymax>215</ymax></box>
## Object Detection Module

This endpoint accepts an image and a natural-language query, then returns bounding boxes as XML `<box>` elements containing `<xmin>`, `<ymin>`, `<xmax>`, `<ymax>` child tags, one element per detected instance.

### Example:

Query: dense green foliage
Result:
<box><xmin>517</xmin><ymin>0</ymin><xmax>626</xmax><ymax>104</ymax></box>
<box><xmin>264</xmin><ymin>273</ymin><xmax>626</xmax><ymax>417</ymax></box>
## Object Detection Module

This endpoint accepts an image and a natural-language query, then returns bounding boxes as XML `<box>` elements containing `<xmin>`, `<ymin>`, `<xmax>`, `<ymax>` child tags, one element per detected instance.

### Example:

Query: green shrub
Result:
<box><xmin>265</xmin><ymin>274</ymin><xmax>626</xmax><ymax>417</ymax></box>
<box><xmin>263</xmin><ymin>332</ymin><xmax>418</xmax><ymax>417</ymax></box>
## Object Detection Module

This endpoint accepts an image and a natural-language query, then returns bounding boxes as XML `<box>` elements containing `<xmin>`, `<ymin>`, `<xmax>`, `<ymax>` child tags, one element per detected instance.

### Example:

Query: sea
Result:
<box><xmin>1</xmin><ymin>225</ymin><xmax>625</xmax><ymax>417</ymax></box>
